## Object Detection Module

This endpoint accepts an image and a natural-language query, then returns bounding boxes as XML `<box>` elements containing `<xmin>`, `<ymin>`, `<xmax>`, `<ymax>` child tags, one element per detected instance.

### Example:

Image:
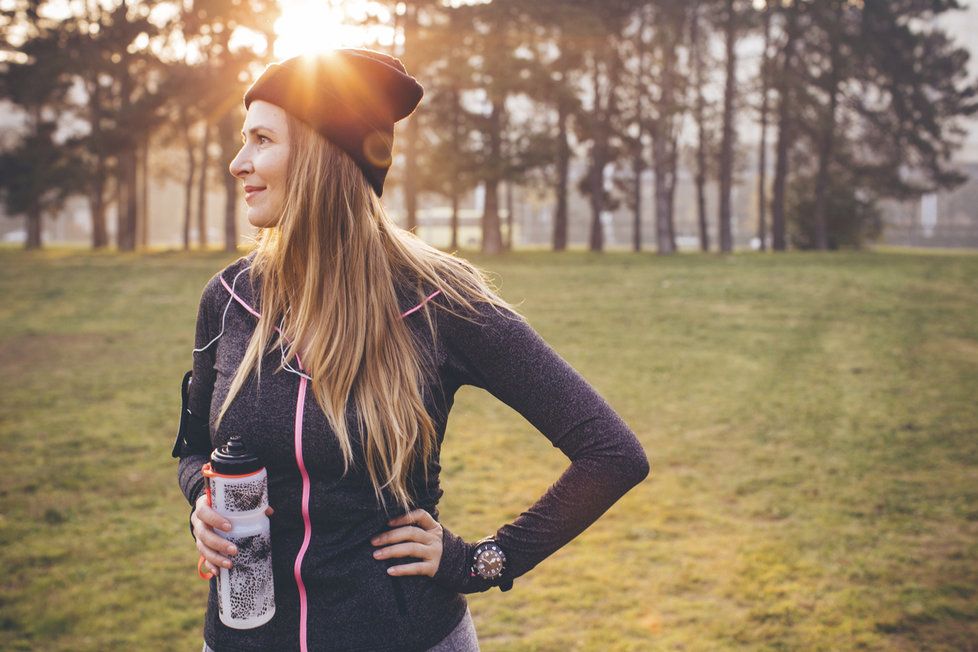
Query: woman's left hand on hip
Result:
<box><xmin>370</xmin><ymin>508</ymin><xmax>443</xmax><ymax>576</ymax></box>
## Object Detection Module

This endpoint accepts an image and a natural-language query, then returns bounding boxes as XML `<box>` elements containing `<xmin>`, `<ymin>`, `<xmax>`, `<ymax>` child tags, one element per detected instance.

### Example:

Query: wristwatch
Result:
<box><xmin>469</xmin><ymin>536</ymin><xmax>507</xmax><ymax>582</ymax></box>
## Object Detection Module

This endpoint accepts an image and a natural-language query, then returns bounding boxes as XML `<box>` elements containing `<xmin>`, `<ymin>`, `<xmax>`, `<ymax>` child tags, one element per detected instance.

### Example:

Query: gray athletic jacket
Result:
<box><xmin>173</xmin><ymin>252</ymin><xmax>650</xmax><ymax>651</ymax></box>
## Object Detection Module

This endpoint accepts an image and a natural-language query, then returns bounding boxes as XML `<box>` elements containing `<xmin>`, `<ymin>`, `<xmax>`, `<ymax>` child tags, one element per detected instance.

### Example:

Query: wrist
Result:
<box><xmin>432</xmin><ymin>526</ymin><xmax>514</xmax><ymax>594</ymax></box>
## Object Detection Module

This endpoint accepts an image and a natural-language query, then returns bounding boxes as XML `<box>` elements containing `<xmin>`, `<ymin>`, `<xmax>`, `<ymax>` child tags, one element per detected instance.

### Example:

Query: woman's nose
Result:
<box><xmin>229</xmin><ymin>147</ymin><xmax>250</xmax><ymax>178</ymax></box>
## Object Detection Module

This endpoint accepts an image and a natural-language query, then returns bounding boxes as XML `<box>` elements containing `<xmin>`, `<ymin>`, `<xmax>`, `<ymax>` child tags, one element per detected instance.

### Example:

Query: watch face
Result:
<box><xmin>474</xmin><ymin>545</ymin><xmax>505</xmax><ymax>579</ymax></box>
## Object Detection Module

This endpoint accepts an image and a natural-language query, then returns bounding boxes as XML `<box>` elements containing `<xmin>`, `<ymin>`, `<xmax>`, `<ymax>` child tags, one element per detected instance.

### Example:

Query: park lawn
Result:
<box><xmin>0</xmin><ymin>245</ymin><xmax>976</xmax><ymax>651</ymax></box>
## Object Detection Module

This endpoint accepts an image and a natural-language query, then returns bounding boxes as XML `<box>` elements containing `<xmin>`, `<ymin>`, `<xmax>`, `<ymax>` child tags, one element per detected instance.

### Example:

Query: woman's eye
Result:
<box><xmin>257</xmin><ymin>135</ymin><xmax>270</xmax><ymax>145</ymax></box>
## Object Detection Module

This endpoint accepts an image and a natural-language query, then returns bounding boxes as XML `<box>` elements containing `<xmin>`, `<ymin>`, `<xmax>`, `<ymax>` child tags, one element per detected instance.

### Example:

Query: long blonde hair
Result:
<box><xmin>216</xmin><ymin>110</ymin><xmax>523</xmax><ymax>516</ymax></box>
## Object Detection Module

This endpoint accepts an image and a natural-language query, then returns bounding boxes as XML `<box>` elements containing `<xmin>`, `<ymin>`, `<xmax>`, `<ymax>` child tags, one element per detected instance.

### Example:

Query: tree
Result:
<box><xmin>0</xmin><ymin>2</ymin><xmax>84</xmax><ymax>249</ymax></box>
<box><xmin>770</xmin><ymin>0</ymin><xmax>802</xmax><ymax>252</ymax></box>
<box><xmin>649</xmin><ymin>1</ymin><xmax>687</xmax><ymax>255</ymax></box>
<box><xmin>688</xmin><ymin>0</ymin><xmax>716</xmax><ymax>253</ymax></box>
<box><xmin>716</xmin><ymin>0</ymin><xmax>740</xmax><ymax>253</ymax></box>
<box><xmin>454</xmin><ymin>0</ymin><xmax>537</xmax><ymax>255</ymax></box>
<box><xmin>414</xmin><ymin>2</ymin><xmax>480</xmax><ymax>250</ymax></box>
<box><xmin>169</xmin><ymin>0</ymin><xmax>280</xmax><ymax>252</ymax></box>
<box><xmin>787</xmin><ymin>172</ymin><xmax>882</xmax><ymax>249</ymax></box>
<box><xmin>849</xmin><ymin>0</ymin><xmax>978</xmax><ymax>198</ymax></box>
<box><xmin>755</xmin><ymin>0</ymin><xmax>774</xmax><ymax>251</ymax></box>
<box><xmin>521</xmin><ymin>0</ymin><xmax>588</xmax><ymax>252</ymax></box>
<box><xmin>616</xmin><ymin>3</ymin><xmax>654</xmax><ymax>252</ymax></box>
<box><xmin>0</xmin><ymin>122</ymin><xmax>85</xmax><ymax>249</ymax></box>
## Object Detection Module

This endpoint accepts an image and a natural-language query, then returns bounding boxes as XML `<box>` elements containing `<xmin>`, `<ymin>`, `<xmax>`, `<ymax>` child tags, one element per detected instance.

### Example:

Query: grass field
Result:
<box><xmin>1</xmin><ymin>246</ymin><xmax>976</xmax><ymax>651</ymax></box>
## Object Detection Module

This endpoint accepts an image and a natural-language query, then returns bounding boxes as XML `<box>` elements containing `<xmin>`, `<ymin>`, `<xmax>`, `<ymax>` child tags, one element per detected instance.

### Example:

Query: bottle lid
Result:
<box><xmin>210</xmin><ymin>435</ymin><xmax>262</xmax><ymax>475</ymax></box>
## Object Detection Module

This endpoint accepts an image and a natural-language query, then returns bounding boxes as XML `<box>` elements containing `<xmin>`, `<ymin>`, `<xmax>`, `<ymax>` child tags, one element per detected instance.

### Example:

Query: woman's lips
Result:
<box><xmin>245</xmin><ymin>188</ymin><xmax>266</xmax><ymax>202</ymax></box>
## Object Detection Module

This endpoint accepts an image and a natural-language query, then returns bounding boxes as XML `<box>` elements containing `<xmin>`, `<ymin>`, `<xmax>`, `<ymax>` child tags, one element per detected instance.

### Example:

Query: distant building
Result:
<box><xmin>878</xmin><ymin>163</ymin><xmax>978</xmax><ymax>249</ymax></box>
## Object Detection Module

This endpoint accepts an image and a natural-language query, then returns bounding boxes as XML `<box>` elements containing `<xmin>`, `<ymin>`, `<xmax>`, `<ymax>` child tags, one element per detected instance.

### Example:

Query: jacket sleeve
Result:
<box><xmin>430</xmin><ymin>297</ymin><xmax>651</xmax><ymax>594</ymax></box>
<box><xmin>175</xmin><ymin>274</ymin><xmax>222</xmax><ymax>536</ymax></box>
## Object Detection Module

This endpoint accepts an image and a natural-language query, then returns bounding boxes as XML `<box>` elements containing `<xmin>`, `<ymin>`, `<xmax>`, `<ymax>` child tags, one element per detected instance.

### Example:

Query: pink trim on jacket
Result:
<box><xmin>219</xmin><ymin>274</ymin><xmax>441</xmax><ymax>652</ymax></box>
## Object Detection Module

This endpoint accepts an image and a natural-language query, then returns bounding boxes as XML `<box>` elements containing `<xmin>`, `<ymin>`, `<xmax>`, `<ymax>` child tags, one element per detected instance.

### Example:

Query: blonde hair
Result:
<box><xmin>216</xmin><ymin>110</ymin><xmax>523</xmax><ymax>516</ymax></box>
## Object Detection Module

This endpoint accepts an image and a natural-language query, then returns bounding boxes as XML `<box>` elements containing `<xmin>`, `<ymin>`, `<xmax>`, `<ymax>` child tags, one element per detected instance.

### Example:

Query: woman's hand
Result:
<box><xmin>192</xmin><ymin>492</ymin><xmax>275</xmax><ymax>576</ymax></box>
<box><xmin>370</xmin><ymin>508</ymin><xmax>443</xmax><ymax>577</ymax></box>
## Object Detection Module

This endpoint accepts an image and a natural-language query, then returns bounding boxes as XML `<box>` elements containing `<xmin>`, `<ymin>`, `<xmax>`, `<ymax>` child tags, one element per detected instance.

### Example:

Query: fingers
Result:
<box><xmin>371</xmin><ymin>525</ymin><xmax>432</xmax><ymax>547</ymax></box>
<box><xmin>196</xmin><ymin>533</ymin><xmax>235</xmax><ymax>570</ymax></box>
<box><xmin>192</xmin><ymin>495</ymin><xmax>237</xmax><ymax>570</ymax></box>
<box><xmin>386</xmin><ymin>508</ymin><xmax>437</xmax><ymax>531</ymax></box>
<box><xmin>372</xmin><ymin>541</ymin><xmax>429</xmax><ymax>561</ymax></box>
<box><xmin>386</xmin><ymin>561</ymin><xmax>433</xmax><ymax>576</ymax></box>
<box><xmin>371</xmin><ymin>510</ymin><xmax>444</xmax><ymax>577</ymax></box>
<box><xmin>195</xmin><ymin>494</ymin><xmax>233</xmax><ymax>532</ymax></box>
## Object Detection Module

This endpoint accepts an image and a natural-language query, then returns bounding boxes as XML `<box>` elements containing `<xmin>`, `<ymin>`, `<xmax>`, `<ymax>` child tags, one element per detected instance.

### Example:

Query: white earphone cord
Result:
<box><xmin>191</xmin><ymin>265</ymin><xmax>312</xmax><ymax>381</ymax></box>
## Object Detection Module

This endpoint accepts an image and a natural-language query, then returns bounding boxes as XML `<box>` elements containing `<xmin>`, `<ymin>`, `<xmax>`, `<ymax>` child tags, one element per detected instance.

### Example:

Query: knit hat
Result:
<box><xmin>243</xmin><ymin>49</ymin><xmax>424</xmax><ymax>198</ymax></box>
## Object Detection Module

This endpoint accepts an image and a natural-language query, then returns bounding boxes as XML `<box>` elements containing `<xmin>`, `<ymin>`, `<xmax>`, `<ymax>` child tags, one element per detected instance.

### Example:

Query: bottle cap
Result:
<box><xmin>210</xmin><ymin>435</ymin><xmax>262</xmax><ymax>475</ymax></box>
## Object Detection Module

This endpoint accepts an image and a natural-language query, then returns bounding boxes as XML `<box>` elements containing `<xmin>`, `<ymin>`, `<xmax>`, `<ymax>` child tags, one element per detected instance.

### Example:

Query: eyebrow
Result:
<box><xmin>241</xmin><ymin>126</ymin><xmax>276</xmax><ymax>139</ymax></box>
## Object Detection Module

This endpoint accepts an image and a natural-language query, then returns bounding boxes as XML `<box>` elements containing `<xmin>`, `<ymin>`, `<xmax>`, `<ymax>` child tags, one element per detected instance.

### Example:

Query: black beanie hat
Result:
<box><xmin>243</xmin><ymin>49</ymin><xmax>424</xmax><ymax>198</ymax></box>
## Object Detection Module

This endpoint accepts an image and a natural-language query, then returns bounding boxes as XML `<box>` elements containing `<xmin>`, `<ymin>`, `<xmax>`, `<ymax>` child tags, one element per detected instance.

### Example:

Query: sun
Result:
<box><xmin>273</xmin><ymin>0</ymin><xmax>396</xmax><ymax>60</ymax></box>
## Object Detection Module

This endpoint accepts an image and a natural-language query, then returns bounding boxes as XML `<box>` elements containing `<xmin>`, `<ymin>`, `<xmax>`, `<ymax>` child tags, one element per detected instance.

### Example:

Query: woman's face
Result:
<box><xmin>229</xmin><ymin>100</ymin><xmax>290</xmax><ymax>229</ymax></box>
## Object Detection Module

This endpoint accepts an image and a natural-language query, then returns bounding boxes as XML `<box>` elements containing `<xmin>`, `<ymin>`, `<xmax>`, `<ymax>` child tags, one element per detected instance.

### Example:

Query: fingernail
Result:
<box><xmin>373</xmin><ymin>550</ymin><xmax>381</xmax><ymax>558</ymax></box>
<box><xmin>386</xmin><ymin>567</ymin><xmax>394</xmax><ymax>574</ymax></box>
<box><xmin>224</xmin><ymin>523</ymin><xmax>232</xmax><ymax>531</ymax></box>
<box><xmin>228</xmin><ymin>545</ymin><xmax>237</xmax><ymax>554</ymax></box>
<box><xmin>224</xmin><ymin>560</ymin><xmax>232</xmax><ymax>568</ymax></box>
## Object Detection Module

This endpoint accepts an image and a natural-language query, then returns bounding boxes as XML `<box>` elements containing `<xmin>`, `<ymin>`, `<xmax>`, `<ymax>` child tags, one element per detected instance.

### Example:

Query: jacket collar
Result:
<box><xmin>219</xmin><ymin>251</ymin><xmax>261</xmax><ymax>312</ymax></box>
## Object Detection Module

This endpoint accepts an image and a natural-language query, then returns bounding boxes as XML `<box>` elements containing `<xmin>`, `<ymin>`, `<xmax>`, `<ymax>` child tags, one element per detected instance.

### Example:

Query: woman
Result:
<box><xmin>173</xmin><ymin>49</ymin><xmax>650</xmax><ymax>652</ymax></box>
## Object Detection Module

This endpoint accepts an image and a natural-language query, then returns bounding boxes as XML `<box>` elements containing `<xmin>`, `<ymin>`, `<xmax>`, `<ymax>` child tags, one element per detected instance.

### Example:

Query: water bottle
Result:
<box><xmin>200</xmin><ymin>436</ymin><xmax>275</xmax><ymax>629</ymax></box>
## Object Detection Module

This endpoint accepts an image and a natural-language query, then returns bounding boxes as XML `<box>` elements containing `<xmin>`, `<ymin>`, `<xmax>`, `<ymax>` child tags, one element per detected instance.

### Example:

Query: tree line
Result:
<box><xmin>1</xmin><ymin>0</ymin><xmax>976</xmax><ymax>253</ymax></box>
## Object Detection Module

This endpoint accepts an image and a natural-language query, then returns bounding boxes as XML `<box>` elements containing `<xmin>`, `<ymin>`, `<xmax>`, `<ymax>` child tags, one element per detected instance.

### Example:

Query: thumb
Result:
<box><xmin>266</xmin><ymin>506</ymin><xmax>275</xmax><ymax>516</ymax></box>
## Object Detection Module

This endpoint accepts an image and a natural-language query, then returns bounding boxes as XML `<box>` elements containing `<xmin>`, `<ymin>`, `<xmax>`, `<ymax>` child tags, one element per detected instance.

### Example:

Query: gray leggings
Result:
<box><xmin>202</xmin><ymin>605</ymin><xmax>480</xmax><ymax>651</ymax></box>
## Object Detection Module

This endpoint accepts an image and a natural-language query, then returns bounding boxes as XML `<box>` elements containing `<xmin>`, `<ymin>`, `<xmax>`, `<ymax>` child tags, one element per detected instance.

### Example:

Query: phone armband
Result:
<box><xmin>171</xmin><ymin>370</ymin><xmax>213</xmax><ymax>458</ymax></box>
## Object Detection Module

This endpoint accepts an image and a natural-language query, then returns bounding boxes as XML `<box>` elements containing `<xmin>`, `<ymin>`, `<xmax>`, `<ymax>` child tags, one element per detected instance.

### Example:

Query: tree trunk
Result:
<box><xmin>505</xmin><ymin>180</ymin><xmax>514</xmax><ymax>251</ymax></box>
<box><xmin>718</xmin><ymin>0</ymin><xmax>737</xmax><ymax>254</ymax></box>
<box><xmin>450</xmin><ymin>83</ymin><xmax>462</xmax><ymax>252</ymax></box>
<box><xmin>632</xmin><ymin>6</ymin><xmax>650</xmax><ymax>253</ymax></box>
<box><xmin>26</xmin><ymin>204</ymin><xmax>42</xmax><ymax>250</ymax></box>
<box><xmin>653</xmin><ymin>30</ymin><xmax>679</xmax><ymax>255</ymax></box>
<box><xmin>117</xmin><ymin>146</ymin><xmax>138</xmax><ymax>251</ymax></box>
<box><xmin>632</xmin><ymin>153</ymin><xmax>643</xmax><ymax>252</ymax></box>
<box><xmin>400</xmin><ymin>3</ymin><xmax>420</xmax><ymax>233</ymax></box>
<box><xmin>481</xmin><ymin>96</ymin><xmax>504</xmax><ymax>255</ymax></box>
<box><xmin>87</xmin><ymin>75</ymin><xmax>109</xmax><ymax>249</ymax></box>
<box><xmin>182</xmin><ymin>108</ymin><xmax>197</xmax><ymax>251</ymax></box>
<box><xmin>139</xmin><ymin>129</ymin><xmax>150</xmax><ymax>248</ymax></box>
<box><xmin>812</xmin><ymin>3</ymin><xmax>842</xmax><ymax>251</ymax></box>
<box><xmin>691</xmin><ymin>1</ymin><xmax>710</xmax><ymax>252</ymax></box>
<box><xmin>772</xmin><ymin>1</ymin><xmax>800</xmax><ymax>252</ymax></box>
<box><xmin>90</xmin><ymin>156</ymin><xmax>108</xmax><ymax>249</ymax></box>
<box><xmin>590</xmin><ymin>46</ymin><xmax>622</xmax><ymax>253</ymax></box>
<box><xmin>553</xmin><ymin>98</ymin><xmax>570</xmax><ymax>252</ymax></box>
<box><xmin>218</xmin><ymin>110</ymin><xmax>239</xmax><ymax>252</ymax></box>
<box><xmin>666</xmin><ymin>136</ymin><xmax>678</xmax><ymax>251</ymax></box>
<box><xmin>197</xmin><ymin>121</ymin><xmax>211</xmax><ymax>249</ymax></box>
<box><xmin>450</xmin><ymin>190</ymin><xmax>459</xmax><ymax>251</ymax></box>
<box><xmin>757</xmin><ymin>0</ymin><xmax>772</xmax><ymax>252</ymax></box>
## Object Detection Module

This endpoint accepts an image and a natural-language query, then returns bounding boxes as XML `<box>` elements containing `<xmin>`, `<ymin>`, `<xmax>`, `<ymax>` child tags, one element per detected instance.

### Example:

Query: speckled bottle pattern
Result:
<box><xmin>202</xmin><ymin>435</ymin><xmax>276</xmax><ymax>629</ymax></box>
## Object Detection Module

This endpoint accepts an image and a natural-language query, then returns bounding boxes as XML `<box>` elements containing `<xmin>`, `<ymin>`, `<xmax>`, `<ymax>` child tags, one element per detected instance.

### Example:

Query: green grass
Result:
<box><xmin>1</xmin><ymin>246</ymin><xmax>976</xmax><ymax>651</ymax></box>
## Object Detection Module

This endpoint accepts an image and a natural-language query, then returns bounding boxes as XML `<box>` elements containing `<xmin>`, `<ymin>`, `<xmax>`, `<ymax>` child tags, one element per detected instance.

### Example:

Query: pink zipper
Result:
<box><xmin>219</xmin><ymin>274</ymin><xmax>441</xmax><ymax>652</ymax></box>
<box><xmin>293</xmin><ymin>373</ymin><xmax>311</xmax><ymax>651</ymax></box>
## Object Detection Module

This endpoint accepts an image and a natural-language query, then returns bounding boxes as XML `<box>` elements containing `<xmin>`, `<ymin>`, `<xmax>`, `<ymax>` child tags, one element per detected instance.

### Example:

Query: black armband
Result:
<box><xmin>171</xmin><ymin>370</ymin><xmax>213</xmax><ymax>458</ymax></box>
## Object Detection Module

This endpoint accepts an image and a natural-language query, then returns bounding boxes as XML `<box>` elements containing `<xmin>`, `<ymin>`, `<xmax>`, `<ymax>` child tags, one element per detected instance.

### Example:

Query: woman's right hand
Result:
<box><xmin>192</xmin><ymin>492</ymin><xmax>274</xmax><ymax>575</ymax></box>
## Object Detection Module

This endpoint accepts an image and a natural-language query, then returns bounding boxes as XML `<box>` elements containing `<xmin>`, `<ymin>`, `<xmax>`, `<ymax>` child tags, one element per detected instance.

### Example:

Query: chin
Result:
<box><xmin>247</xmin><ymin>211</ymin><xmax>276</xmax><ymax>229</ymax></box>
